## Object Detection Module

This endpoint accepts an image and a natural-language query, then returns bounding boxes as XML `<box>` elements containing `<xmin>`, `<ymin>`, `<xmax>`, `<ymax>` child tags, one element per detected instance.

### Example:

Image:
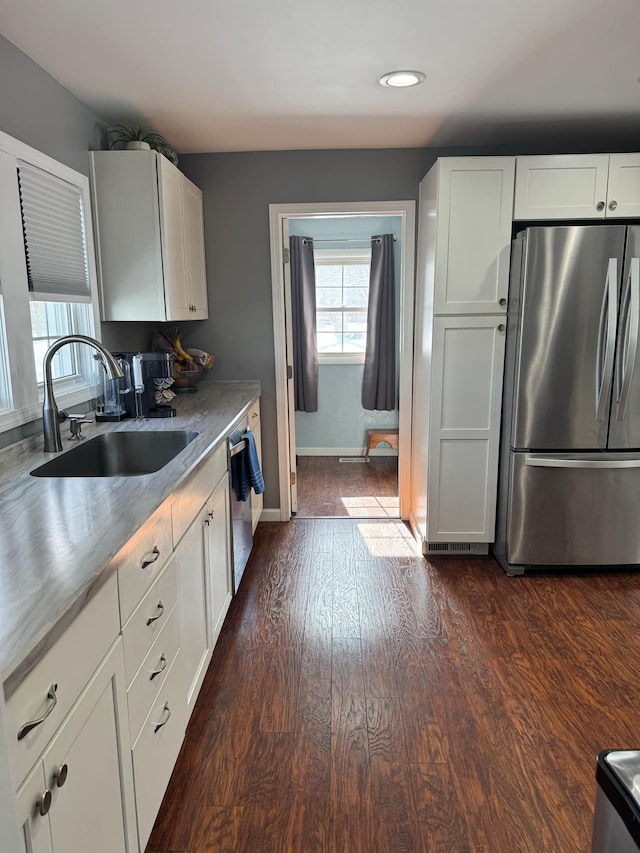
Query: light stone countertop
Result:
<box><xmin>0</xmin><ymin>380</ymin><xmax>260</xmax><ymax>695</ymax></box>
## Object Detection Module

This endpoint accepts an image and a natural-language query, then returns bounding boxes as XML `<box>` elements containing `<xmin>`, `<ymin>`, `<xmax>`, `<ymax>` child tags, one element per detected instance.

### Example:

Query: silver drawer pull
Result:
<box><xmin>141</xmin><ymin>546</ymin><xmax>160</xmax><ymax>569</ymax></box>
<box><xmin>146</xmin><ymin>600</ymin><xmax>165</xmax><ymax>626</ymax></box>
<box><xmin>37</xmin><ymin>789</ymin><xmax>52</xmax><ymax>817</ymax></box>
<box><xmin>150</xmin><ymin>653</ymin><xmax>168</xmax><ymax>681</ymax></box>
<box><xmin>18</xmin><ymin>683</ymin><xmax>58</xmax><ymax>741</ymax></box>
<box><xmin>154</xmin><ymin>702</ymin><xmax>171</xmax><ymax>733</ymax></box>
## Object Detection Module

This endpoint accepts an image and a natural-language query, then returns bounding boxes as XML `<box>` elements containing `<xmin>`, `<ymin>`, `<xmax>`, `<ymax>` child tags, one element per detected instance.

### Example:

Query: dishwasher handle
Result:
<box><xmin>229</xmin><ymin>436</ymin><xmax>248</xmax><ymax>458</ymax></box>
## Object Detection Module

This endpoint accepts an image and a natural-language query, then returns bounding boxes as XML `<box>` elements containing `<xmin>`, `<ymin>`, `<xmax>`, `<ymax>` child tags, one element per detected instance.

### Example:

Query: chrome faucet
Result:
<box><xmin>42</xmin><ymin>334</ymin><xmax>124</xmax><ymax>452</ymax></box>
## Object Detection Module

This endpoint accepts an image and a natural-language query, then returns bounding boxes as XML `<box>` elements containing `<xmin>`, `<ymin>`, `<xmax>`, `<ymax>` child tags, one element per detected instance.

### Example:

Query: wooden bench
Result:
<box><xmin>365</xmin><ymin>428</ymin><xmax>399</xmax><ymax>461</ymax></box>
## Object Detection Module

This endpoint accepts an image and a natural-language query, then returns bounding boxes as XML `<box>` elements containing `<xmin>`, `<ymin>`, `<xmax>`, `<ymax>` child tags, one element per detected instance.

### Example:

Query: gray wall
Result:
<box><xmin>0</xmin><ymin>34</ymin><xmax>105</xmax><ymax>175</ymax></box>
<box><xmin>179</xmin><ymin>149</ymin><xmax>433</xmax><ymax>510</ymax></box>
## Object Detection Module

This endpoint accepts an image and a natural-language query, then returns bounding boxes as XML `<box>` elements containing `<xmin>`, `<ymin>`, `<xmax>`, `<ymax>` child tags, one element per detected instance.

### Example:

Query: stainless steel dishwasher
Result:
<box><xmin>592</xmin><ymin>750</ymin><xmax>640</xmax><ymax>851</ymax></box>
<box><xmin>228</xmin><ymin>418</ymin><xmax>253</xmax><ymax>593</ymax></box>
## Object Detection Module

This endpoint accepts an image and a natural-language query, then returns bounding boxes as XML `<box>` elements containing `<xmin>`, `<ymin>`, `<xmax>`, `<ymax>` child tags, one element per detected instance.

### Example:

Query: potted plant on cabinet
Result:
<box><xmin>107</xmin><ymin>124</ymin><xmax>178</xmax><ymax>165</ymax></box>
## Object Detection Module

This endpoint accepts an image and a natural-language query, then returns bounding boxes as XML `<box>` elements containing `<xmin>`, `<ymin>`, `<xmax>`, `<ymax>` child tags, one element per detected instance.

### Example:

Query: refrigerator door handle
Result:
<box><xmin>525</xmin><ymin>456</ymin><xmax>640</xmax><ymax>469</ymax></box>
<box><xmin>616</xmin><ymin>257</ymin><xmax>640</xmax><ymax>420</ymax></box>
<box><xmin>596</xmin><ymin>258</ymin><xmax>618</xmax><ymax>421</ymax></box>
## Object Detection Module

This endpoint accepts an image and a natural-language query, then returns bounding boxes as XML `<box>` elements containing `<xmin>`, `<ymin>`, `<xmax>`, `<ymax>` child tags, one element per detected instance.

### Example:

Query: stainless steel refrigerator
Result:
<box><xmin>494</xmin><ymin>225</ymin><xmax>640</xmax><ymax>575</ymax></box>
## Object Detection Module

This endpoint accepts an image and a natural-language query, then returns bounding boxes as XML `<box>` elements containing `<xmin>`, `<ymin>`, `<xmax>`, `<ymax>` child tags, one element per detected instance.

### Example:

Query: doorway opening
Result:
<box><xmin>269</xmin><ymin>202</ymin><xmax>416</xmax><ymax>521</ymax></box>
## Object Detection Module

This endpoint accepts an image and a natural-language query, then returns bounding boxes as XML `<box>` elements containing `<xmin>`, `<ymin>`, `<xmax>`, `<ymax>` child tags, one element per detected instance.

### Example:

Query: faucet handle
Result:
<box><xmin>67</xmin><ymin>413</ymin><xmax>94</xmax><ymax>441</ymax></box>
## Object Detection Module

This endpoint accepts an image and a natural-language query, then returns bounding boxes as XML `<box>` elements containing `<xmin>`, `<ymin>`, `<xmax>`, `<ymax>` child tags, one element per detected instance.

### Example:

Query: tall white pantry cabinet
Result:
<box><xmin>411</xmin><ymin>157</ymin><xmax>514</xmax><ymax>552</ymax></box>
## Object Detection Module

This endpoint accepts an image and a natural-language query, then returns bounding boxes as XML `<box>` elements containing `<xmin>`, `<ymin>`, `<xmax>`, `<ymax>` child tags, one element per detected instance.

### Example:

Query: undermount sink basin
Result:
<box><xmin>31</xmin><ymin>430</ymin><xmax>199</xmax><ymax>478</ymax></box>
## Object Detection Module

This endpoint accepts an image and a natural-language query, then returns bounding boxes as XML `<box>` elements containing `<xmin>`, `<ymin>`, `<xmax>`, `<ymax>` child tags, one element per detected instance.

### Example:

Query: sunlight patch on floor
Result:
<box><xmin>356</xmin><ymin>519</ymin><xmax>422</xmax><ymax>558</ymax></box>
<box><xmin>341</xmin><ymin>495</ymin><xmax>399</xmax><ymax>517</ymax></box>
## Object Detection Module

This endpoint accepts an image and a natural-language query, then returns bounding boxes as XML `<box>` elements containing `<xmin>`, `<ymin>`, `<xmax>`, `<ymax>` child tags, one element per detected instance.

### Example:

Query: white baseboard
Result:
<box><xmin>296</xmin><ymin>447</ymin><xmax>398</xmax><ymax>457</ymax></box>
<box><xmin>258</xmin><ymin>508</ymin><xmax>283</xmax><ymax>523</ymax></box>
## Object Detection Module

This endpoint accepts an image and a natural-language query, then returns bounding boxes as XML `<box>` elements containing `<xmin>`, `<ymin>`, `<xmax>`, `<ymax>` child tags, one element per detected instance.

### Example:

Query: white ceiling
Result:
<box><xmin>1</xmin><ymin>0</ymin><xmax>639</xmax><ymax>153</ymax></box>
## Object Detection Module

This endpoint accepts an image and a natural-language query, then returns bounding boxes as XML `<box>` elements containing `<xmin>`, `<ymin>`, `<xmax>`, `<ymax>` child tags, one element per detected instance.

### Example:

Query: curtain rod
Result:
<box><xmin>301</xmin><ymin>236</ymin><xmax>396</xmax><ymax>245</ymax></box>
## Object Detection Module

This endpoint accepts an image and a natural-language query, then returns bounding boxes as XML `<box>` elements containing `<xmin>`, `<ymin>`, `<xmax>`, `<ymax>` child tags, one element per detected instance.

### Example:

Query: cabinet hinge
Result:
<box><xmin>290</xmin><ymin>472</ymin><xmax>296</xmax><ymax>485</ymax></box>
<box><xmin>287</xmin><ymin>364</ymin><xmax>293</xmax><ymax>380</ymax></box>
<box><xmin>283</xmin><ymin>247</ymin><xmax>290</xmax><ymax>263</ymax></box>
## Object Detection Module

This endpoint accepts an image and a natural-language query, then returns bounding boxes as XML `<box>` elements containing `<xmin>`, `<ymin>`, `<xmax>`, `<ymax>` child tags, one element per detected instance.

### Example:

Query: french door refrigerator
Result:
<box><xmin>494</xmin><ymin>224</ymin><xmax>640</xmax><ymax>575</ymax></box>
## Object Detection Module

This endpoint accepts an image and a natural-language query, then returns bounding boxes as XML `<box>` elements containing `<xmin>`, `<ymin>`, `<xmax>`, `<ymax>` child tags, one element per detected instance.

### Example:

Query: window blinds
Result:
<box><xmin>17</xmin><ymin>161</ymin><xmax>91</xmax><ymax>303</ymax></box>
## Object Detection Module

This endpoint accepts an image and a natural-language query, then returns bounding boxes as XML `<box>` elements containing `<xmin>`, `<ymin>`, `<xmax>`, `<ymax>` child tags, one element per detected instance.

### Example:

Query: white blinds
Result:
<box><xmin>17</xmin><ymin>161</ymin><xmax>91</xmax><ymax>302</ymax></box>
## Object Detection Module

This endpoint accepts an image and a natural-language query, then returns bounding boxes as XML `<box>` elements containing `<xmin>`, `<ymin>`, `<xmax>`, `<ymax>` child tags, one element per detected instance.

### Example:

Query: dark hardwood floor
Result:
<box><xmin>147</xmin><ymin>518</ymin><xmax>640</xmax><ymax>852</ymax></box>
<box><xmin>295</xmin><ymin>456</ymin><xmax>398</xmax><ymax>517</ymax></box>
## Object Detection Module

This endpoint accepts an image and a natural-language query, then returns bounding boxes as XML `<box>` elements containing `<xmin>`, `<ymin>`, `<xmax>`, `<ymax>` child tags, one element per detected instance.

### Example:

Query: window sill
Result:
<box><xmin>318</xmin><ymin>354</ymin><xmax>365</xmax><ymax>365</ymax></box>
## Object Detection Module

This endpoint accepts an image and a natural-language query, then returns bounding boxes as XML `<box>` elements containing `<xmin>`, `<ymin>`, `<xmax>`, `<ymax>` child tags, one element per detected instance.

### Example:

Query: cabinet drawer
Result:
<box><xmin>5</xmin><ymin>572</ymin><xmax>119</xmax><ymax>788</ymax></box>
<box><xmin>131</xmin><ymin>653</ymin><xmax>187</xmax><ymax>850</ymax></box>
<box><xmin>126</xmin><ymin>605</ymin><xmax>180</xmax><ymax>741</ymax></box>
<box><xmin>121</xmin><ymin>554</ymin><xmax>178</xmax><ymax>685</ymax></box>
<box><xmin>116</xmin><ymin>502</ymin><xmax>173</xmax><ymax>625</ymax></box>
<box><xmin>171</xmin><ymin>441</ymin><xmax>227</xmax><ymax>543</ymax></box>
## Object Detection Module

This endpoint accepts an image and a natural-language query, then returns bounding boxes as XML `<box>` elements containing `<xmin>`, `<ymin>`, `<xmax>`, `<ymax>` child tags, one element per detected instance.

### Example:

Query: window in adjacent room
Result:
<box><xmin>314</xmin><ymin>248</ymin><xmax>371</xmax><ymax>363</ymax></box>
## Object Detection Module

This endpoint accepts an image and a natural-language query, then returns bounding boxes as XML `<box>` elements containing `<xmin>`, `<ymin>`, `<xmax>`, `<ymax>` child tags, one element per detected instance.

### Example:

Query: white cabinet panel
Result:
<box><xmin>514</xmin><ymin>155</ymin><xmax>611</xmax><ymax>220</ymax></box>
<box><xmin>158</xmin><ymin>155</ymin><xmax>189</xmax><ymax>320</ymax></box>
<box><xmin>176</xmin><ymin>504</ymin><xmax>211</xmax><ymax>714</ymax></box>
<box><xmin>606</xmin><ymin>154</ymin><xmax>640</xmax><ymax>218</ymax></box>
<box><xmin>436</xmin><ymin>440</ymin><xmax>490</xmax><ymax>535</ymax></box>
<box><xmin>207</xmin><ymin>474</ymin><xmax>232</xmax><ymax>645</ymax></box>
<box><xmin>182</xmin><ymin>178</ymin><xmax>208</xmax><ymax>318</ymax></box>
<box><xmin>434</xmin><ymin>157</ymin><xmax>514</xmax><ymax>314</ymax></box>
<box><xmin>427</xmin><ymin>316</ymin><xmax>506</xmax><ymax>542</ymax></box>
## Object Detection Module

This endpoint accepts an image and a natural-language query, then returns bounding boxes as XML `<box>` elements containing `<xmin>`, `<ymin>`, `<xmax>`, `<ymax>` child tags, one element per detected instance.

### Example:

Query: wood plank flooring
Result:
<box><xmin>146</xmin><ymin>518</ymin><xmax>640</xmax><ymax>852</ymax></box>
<box><xmin>295</xmin><ymin>456</ymin><xmax>398</xmax><ymax>517</ymax></box>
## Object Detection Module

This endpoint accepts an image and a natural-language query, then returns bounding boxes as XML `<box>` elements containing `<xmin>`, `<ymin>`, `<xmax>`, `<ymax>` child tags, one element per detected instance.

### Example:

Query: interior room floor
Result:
<box><xmin>146</xmin><ymin>518</ymin><xmax>640</xmax><ymax>852</ymax></box>
<box><xmin>295</xmin><ymin>455</ymin><xmax>398</xmax><ymax>517</ymax></box>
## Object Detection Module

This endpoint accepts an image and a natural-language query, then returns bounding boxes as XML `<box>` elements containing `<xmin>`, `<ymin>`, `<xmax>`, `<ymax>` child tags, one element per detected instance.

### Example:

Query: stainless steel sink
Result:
<box><xmin>31</xmin><ymin>430</ymin><xmax>199</xmax><ymax>477</ymax></box>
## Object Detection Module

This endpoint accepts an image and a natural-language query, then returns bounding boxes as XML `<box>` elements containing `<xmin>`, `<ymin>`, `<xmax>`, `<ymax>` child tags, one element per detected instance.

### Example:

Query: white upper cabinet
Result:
<box><xmin>514</xmin><ymin>154</ymin><xmax>640</xmax><ymax>220</ymax></box>
<box><xmin>90</xmin><ymin>151</ymin><xmax>209</xmax><ymax>322</ymax></box>
<box><xmin>433</xmin><ymin>157</ymin><xmax>515</xmax><ymax>314</ymax></box>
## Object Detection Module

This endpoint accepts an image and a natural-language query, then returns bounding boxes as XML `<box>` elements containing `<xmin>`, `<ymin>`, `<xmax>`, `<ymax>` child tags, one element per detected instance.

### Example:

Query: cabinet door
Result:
<box><xmin>42</xmin><ymin>640</ymin><xmax>137</xmax><ymax>853</ymax></box>
<box><xmin>427</xmin><ymin>316</ymin><xmax>506</xmax><ymax>542</ymax></box>
<box><xmin>434</xmin><ymin>157</ymin><xmax>515</xmax><ymax>314</ymax></box>
<box><xmin>182</xmin><ymin>179</ymin><xmax>209</xmax><ymax>319</ymax></box>
<box><xmin>15</xmin><ymin>763</ymin><xmax>54</xmax><ymax>853</ymax></box>
<box><xmin>158</xmin><ymin>156</ymin><xmax>190</xmax><ymax>321</ymax></box>
<box><xmin>514</xmin><ymin>154</ymin><xmax>610</xmax><ymax>220</ymax></box>
<box><xmin>606</xmin><ymin>154</ymin><xmax>640</xmax><ymax>218</ymax></box>
<box><xmin>207</xmin><ymin>475</ymin><xmax>232</xmax><ymax>645</ymax></box>
<box><xmin>176</xmin><ymin>503</ymin><xmax>212</xmax><ymax>713</ymax></box>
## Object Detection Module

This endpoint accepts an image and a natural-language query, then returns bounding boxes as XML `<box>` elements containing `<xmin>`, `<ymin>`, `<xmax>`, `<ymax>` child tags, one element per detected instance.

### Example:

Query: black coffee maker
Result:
<box><xmin>115</xmin><ymin>352</ymin><xmax>177</xmax><ymax>418</ymax></box>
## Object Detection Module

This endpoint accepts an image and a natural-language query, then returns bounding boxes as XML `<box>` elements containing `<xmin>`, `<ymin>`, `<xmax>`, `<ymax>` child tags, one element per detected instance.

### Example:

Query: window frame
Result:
<box><xmin>314</xmin><ymin>247</ymin><xmax>371</xmax><ymax>365</ymax></box>
<box><xmin>0</xmin><ymin>131</ymin><xmax>102</xmax><ymax>434</ymax></box>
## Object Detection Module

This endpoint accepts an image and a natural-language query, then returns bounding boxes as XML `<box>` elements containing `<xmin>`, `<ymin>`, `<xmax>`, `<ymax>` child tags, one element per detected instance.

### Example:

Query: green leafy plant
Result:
<box><xmin>107</xmin><ymin>124</ymin><xmax>178</xmax><ymax>165</ymax></box>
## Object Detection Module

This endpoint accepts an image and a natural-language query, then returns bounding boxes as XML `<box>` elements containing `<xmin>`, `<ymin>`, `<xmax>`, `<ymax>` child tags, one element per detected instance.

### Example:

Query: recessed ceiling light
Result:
<box><xmin>379</xmin><ymin>70</ymin><xmax>426</xmax><ymax>88</ymax></box>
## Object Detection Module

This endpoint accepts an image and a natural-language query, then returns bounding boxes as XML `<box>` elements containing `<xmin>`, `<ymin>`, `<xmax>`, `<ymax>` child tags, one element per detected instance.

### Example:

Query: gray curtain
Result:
<box><xmin>362</xmin><ymin>234</ymin><xmax>396</xmax><ymax>410</ymax></box>
<box><xmin>290</xmin><ymin>236</ymin><xmax>318</xmax><ymax>412</ymax></box>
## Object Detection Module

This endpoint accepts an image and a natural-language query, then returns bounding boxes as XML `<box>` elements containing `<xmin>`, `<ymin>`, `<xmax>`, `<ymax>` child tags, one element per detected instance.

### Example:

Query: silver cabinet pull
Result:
<box><xmin>37</xmin><ymin>789</ymin><xmax>52</xmax><ymax>817</ymax></box>
<box><xmin>596</xmin><ymin>201</ymin><xmax>605</xmax><ymax>211</ymax></box>
<box><xmin>53</xmin><ymin>763</ymin><xmax>68</xmax><ymax>788</ymax></box>
<box><xmin>497</xmin><ymin>324</ymin><xmax>505</xmax><ymax>332</ymax></box>
<box><xmin>499</xmin><ymin>297</ymin><xmax>507</xmax><ymax>307</ymax></box>
<box><xmin>609</xmin><ymin>200</ymin><xmax>618</xmax><ymax>211</ymax></box>
<box><xmin>146</xmin><ymin>600</ymin><xmax>165</xmax><ymax>626</ymax></box>
<box><xmin>154</xmin><ymin>702</ymin><xmax>171</xmax><ymax>733</ymax></box>
<box><xmin>18</xmin><ymin>683</ymin><xmax>58</xmax><ymax>741</ymax></box>
<box><xmin>150</xmin><ymin>653</ymin><xmax>167</xmax><ymax>681</ymax></box>
<box><xmin>141</xmin><ymin>546</ymin><xmax>160</xmax><ymax>569</ymax></box>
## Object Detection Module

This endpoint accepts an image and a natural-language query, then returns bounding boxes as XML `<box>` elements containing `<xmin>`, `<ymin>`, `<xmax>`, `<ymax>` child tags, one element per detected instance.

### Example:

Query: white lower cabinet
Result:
<box><xmin>248</xmin><ymin>400</ymin><xmax>263</xmax><ymax>533</ymax></box>
<box><xmin>5</xmin><ymin>424</ymin><xmax>249</xmax><ymax>853</ymax></box>
<box><xmin>425</xmin><ymin>316</ymin><xmax>506</xmax><ymax>542</ymax></box>
<box><xmin>207</xmin><ymin>473</ymin><xmax>233</xmax><ymax>644</ymax></box>
<box><xmin>176</xmin><ymin>502</ymin><xmax>212</xmax><ymax>715</ymax></box>
<box><xmin>15</xmin><ymin>639</ymin><xmax>137</xmax><ymax>853</ymax></box>
<box><xmin>131</xmin><ymin>654</ymin><xmax>187</xmax><ymax>850</ymax></box>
